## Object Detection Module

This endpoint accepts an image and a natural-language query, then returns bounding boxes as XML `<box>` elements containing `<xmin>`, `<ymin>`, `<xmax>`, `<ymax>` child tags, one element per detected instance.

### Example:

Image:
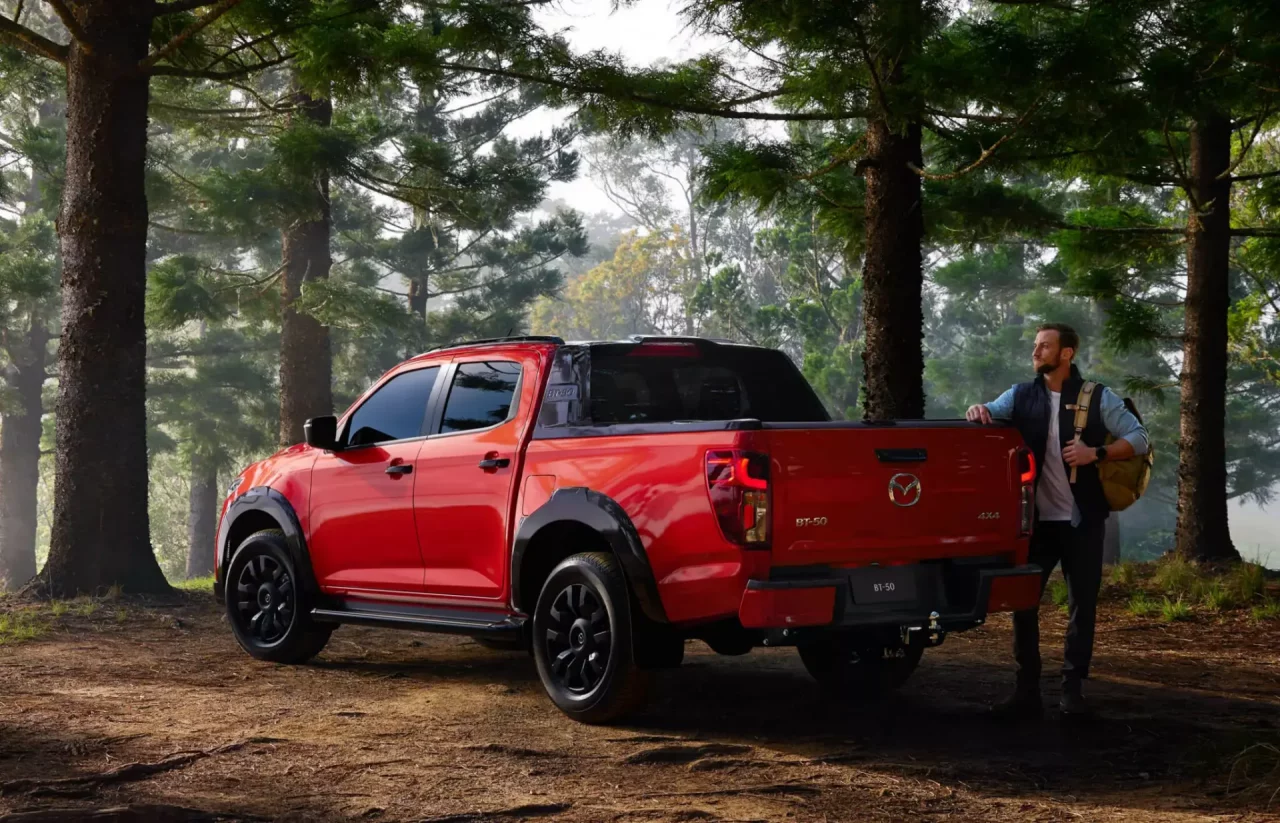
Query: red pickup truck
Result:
<box><xmin>215</xmin><ymin>335</ymin><xmax>1041</xmax><ymax>723</ymax></box>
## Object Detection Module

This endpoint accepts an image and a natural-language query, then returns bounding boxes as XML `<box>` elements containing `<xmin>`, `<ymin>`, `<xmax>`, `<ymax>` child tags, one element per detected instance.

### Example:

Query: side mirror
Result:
<box><xmin>304</xmin><ymin>415</ymin><xmax>340</xmax><ymax>451</ymax></box>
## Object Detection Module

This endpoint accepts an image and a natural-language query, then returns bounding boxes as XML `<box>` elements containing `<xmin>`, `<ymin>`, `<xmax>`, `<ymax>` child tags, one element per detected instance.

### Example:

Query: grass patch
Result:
<box><xmin>1200</xmin><ymin>582</ymin><xmax>1235</xmax><ymax>613</ymax></box>
<box><xmin>1128</xmin><ymin>592</ymin><xmax>1160</xmax><ymax>618</ymax></box>
<box><xmin>1231</xmin><ymin>562</ymin><xmax>1268</xmax><ymax>604</ymax></box>
<box><xmin>173</xmin><ymin>575</ymin><xmax>215</xmax><ymax>593</ymax></box>
<box><xmin>74</xmin><ymin>599</ymin><xmax>99</xmax><ymax>618</ymax></box>
<box><xmin>0</xmin><ymin>610</ymin><xmax>46</xmax><ymax>645</ymax></box>
<box><xmin>49</xmin><ymin>600</ymin><xmax>70</xmax><ymax>617</ymax></box>
<box><xmin>1152</xmin><ymin>554</ymin><xmax>1203</xmax><ymax>597</ymax></box>
<box><xmin>1160</xmin><ymin>596</ymin><xmax>1193</xmax><ymax>623</ymax></box>
<box><xmin>114</xmin><ymin>608</ymin><xmax>128</xmax><ymax>623</ymax></box>
<box><xmin>1252</xmin><ymin>599</ymin><xmax>1280</xmax><ymax>622</ymax></box>
<box><xmin>1109</xmin><ymin>562</ymin><xmax>1139</xmax><ymax>588</ymax></box>
<box><xmin>1049</xmin><ymin>578</ymin><xmax>1069</xmax><ymax>611</ymax></box>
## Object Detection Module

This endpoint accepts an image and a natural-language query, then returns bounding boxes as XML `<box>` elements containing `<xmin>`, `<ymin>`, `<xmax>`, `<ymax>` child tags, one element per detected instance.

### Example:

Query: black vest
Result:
<box><xmin>1011</xmin><ymin>365</ymin><xmax>1110</xmax><ymax>525</ymax></box>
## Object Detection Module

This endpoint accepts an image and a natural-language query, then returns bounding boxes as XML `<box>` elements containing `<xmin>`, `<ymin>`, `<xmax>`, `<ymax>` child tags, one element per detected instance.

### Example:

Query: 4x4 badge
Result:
<box><xmin>888</xmin><ymin>473</ymin><xmax>922</xmax><ymax>507</ymax></box>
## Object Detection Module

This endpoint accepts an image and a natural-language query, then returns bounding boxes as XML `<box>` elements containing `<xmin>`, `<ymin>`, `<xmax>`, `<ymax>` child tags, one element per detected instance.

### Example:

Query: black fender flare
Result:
<box><xmin>511</xmin><ymin>487</ymin><xmax>667</xmax><ymax>624</ymax></box>
<box><xmin>214</xmin><ymin>487</ymin><xmax>322</xmax><ymax>605</ymax></box>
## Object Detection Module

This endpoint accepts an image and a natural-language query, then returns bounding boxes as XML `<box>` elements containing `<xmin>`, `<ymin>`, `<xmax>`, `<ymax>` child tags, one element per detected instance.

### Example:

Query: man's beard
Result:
<box><xmin>1036</xmin><ymin>358</ymin><xmax>1059</xmax><ymax>375</ymax></box>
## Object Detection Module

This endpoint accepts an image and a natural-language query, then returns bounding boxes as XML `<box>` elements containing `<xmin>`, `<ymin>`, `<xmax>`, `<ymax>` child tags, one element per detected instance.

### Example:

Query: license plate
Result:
<box><xmin>850</xmin><ymin>567</ymin><xmax>918</xmax><ymax>604</ymax></box>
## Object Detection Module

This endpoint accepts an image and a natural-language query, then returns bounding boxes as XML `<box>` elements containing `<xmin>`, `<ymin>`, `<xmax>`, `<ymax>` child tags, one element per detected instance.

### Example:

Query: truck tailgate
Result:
<box><xmin>763</xmin><ymin>422</ymin><xmax>1027</xmax><ymax>567</ymax></box>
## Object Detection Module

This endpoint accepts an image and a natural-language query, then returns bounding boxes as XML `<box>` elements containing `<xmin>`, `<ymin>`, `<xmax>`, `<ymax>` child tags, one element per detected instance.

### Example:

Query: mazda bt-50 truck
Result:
<box><xmin>215</xmin><ymin>335</ymin><xmax>1041</xmax><ymax>723</ymax></box>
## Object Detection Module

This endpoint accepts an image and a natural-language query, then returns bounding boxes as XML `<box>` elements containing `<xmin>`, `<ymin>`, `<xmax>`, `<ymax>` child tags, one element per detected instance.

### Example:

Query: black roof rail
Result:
<box><xmin>421</xmin><ymin>335</ymin><xmax>565</xmax><ymax>354</ymax></box>
<box><xmin>624</xmin><ymin>335</ymin><xmax>739</xmax><ymax>345</ymax></box>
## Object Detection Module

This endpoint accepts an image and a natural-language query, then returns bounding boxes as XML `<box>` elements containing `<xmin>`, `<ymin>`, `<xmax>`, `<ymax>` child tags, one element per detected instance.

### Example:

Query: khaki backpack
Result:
<box><xmin>1070</xmin><ymin>381</ymin><xmax>1153</xmax><ymax>512</ymax></box>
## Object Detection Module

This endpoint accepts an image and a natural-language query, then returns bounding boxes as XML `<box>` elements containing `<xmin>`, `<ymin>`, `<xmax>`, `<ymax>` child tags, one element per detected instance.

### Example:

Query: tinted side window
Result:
<box><xmin>440</xmin><ymin>361</ymin><xmax>521</xmax><ymax>433</ymax></box>
<box><xmin>346</xmin><ymin>367</ymin><xmax>439</xmax><ymax>447</ymax></box>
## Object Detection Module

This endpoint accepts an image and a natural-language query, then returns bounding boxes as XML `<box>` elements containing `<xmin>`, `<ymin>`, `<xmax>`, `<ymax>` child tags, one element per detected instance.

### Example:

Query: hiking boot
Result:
<box><xmin>988</xmin><ymin>687</ymin><xmax>1043</xmax><ymax>722</ymax></box>
<box><xmin>1059</xmin><ymin>682</ymin><xmax>1093</xmax><ymax>717</ymax></box>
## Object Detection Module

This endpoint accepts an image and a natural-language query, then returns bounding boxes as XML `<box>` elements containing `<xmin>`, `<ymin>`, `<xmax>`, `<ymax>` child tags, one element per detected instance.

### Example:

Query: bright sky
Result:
<box><xmin>519</xmin><ymin>0</ymin><xmax>723</xmax><ymax>215</ymax></box>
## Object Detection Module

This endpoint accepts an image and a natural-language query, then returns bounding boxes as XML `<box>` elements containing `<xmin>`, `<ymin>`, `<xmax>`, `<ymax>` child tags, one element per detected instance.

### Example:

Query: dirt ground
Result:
<box><xmin>2</xmin><ymin>590</ymin><xmax>1278</xmax><ymax>823</ymax></box>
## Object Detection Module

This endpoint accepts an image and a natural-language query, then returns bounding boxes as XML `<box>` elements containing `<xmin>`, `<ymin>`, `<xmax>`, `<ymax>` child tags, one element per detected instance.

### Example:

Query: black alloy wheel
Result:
<box><xmin>225</xmin><ymin>530</ymin><xmax>332</xmax><ymax>664</ymax></box>
<box><xmin>544</xmin><ymin>583</ymin><xmax>612</xmax><ymax>694</ymax></box>
<box><xmin>234</xmin><ymin>553</ymin><xmax>294</xmax><ymax>646</ymax></box>
<box><xmin>531</xmin><ymin>552</ymin><xmax>648</xmax><ymax>724</ymax></box>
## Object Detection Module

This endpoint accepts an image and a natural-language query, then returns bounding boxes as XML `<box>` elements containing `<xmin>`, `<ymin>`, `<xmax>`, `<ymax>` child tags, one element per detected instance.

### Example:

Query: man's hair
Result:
<box><xmin>1037</xmin><ymin>322</ymin><xmax>1080</xmax><ymax>355</ymax></box>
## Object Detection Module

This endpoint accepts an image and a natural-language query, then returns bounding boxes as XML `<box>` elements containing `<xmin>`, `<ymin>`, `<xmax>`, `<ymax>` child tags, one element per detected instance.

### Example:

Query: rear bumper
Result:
<box><xmin>738</xmin><ymin>562</ymin><xmax>1042</xmax><ymax>631</ymax></box>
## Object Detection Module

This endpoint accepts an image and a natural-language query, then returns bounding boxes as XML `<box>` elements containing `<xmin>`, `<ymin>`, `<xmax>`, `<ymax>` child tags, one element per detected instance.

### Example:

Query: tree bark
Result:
<box><xmin>185</xmin><ymin>453</ymin><xmax>217</xmax><ymax>580</ymax></box>
<box><xmin>861</xmin><ymin>116</ymin><xmax>926</xmax><ymax>420</ymax></box>
<box><xmin>37</xmin><ymin>1</ymin><xmax>170</xmax><ymax>596</ymax></box>
<box><xmin>277</xmin><ymin>90</ymin><xmax>334</xmax><ymax>446</ymax></box>
<box><xmin>1175</xmin><ymin>116</ymin><xmax>1239</xmax><ymax>562</ymax></box>
<box><xmin>0</xmin><ymin>324</ymin><xmax>49</xmax><ymax>591</ymax></box>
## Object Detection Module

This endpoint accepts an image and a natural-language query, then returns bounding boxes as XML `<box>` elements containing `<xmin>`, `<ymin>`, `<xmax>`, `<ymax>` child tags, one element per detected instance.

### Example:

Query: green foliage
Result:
<box><xmin>1160</xmin><ymin>597</ymin><xmax>1193</xmax><ymax>623</ymax></box>
<box><xmin>1049</xmin><ymin>578</ymin><xmax>1069</xmax><ymax>611</ymax></box>
<box><xmin>0</xmin><ymin>610</ymin><xmax>45</xmax><ymax>645</ymax></box>
<box><xmin>1128</xmin><ymin>593</ymin><xmax>1159</xmax><ymax>618</ymax></box>
<box><xmin>1231</xmin><ymin>563</ymin><xmax>1269</xmax><ymax>604</ymax></box>
<box><xmin>1153</xmin><ymin>555</ymin><xmax>1204</xmax><ymax>597</ymax></box>
<box><xmin>173</xmin><ymin>576</ymin><xmax>215</xmax><ymax>593</ymax></box>
<box><xmin>1252</xmin><ymin>599</ymin><xmax>1280</xmax><ymax>622</ymax></box>
<box><xmin>1200</xmin><ymin>583</ymin><xmax>1235</xmax><ymax>614</ymax></box>
<box><xmin>1109</xmin><ymin>562</ymin><xmax>1139</xmax><ymax>589</ymax></box>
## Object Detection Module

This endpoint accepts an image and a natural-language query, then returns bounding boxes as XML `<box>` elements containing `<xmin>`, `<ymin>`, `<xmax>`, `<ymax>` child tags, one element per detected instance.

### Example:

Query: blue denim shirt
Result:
<box><xmin>985</xmin><ymin>383</ymin><xmax>1149</xmax><ymax>526</ymax></box>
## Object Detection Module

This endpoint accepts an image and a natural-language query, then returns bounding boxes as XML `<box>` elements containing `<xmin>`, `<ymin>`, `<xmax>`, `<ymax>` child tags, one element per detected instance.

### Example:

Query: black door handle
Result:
<box><xmin>478</xmin><ymin>457</ymin><xmax>510</xmax><ymax>470</ymax></box>
<box><xmin>385</xmin><ymin>464</ymin><xmax>413</xmax><ymax>475</ymax></box>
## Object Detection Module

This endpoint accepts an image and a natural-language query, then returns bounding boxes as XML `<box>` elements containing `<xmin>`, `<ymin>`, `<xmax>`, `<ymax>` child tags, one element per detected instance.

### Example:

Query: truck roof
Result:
<box><xmin>404</xmin><ymin>334</ymin><xmax>762</xmax><ymax>362</ymax></box>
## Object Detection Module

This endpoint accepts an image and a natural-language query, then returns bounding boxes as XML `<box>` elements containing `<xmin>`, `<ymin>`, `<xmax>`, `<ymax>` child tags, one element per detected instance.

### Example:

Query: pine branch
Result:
<box><xmin>1217</xmin><ymin>106</ymin><xmax>1271</xmax><ymax>181</ymax></box>
<box><xmin>141</xmin><ymin>0</ymin><xmax>246</xmax><ymax>72</ymax></box>
<box><xmin>852</xmin><ymin>20</ymin><xmax>890</xmax><ymax>116</ymax></box>
<box><xmin>148</xmin><ymin>51</ymin><xmax>293</xmax><ymax>80</ymax></box>
<box><xmin>42</xmin><ymin>0</ymin><xmax>88</xmax><ymax>50</ymax></box>
<box><xmin>433</xmin><ymin>61</ymin><xmax>868</xmax><ymax>122</ymax></box>
<box><xmin>910</xmin><ymin>93</ymin><xmax>1047</xmax><ymax>181</ymax></box>
<box><xmin>0</xmin><ymin>13</ymin><xmax>68</xmax><ymax>63</ymax></box>
<box><xmin>1232</xmin><ymin>169</ymin><xmax>1280</xmax><ymax>183</ymax></box>
<box><xmin>153</xmin><ymin>0</ymin><xmax>229</xmax><ymax>15</ymax></box>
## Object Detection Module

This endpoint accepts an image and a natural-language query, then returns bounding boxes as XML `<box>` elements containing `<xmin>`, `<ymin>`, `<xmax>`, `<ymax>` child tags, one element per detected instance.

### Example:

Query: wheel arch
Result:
<box><xmin>511</xmin><ymin>487</ymin><xmax>667</xmax><ymax>623</ymax></box>
<box><xmin>215</xmin><ymin>487</ymin><xmax>321</xmax><ymax>605</ymax></box>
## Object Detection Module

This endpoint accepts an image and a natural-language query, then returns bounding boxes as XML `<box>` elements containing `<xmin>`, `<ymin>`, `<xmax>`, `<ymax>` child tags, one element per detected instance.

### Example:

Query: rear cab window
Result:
<box><xmin>586</xmin><ymin>344</ymin><xmax>830</xmax><ymax>424</ymax></box>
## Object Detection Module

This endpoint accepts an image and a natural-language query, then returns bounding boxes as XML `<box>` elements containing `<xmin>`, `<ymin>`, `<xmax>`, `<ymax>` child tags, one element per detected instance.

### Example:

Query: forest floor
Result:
<box><xmin>2</xmin><ymin>575</ymin><xmax>1279</xmax><ymax>823</ymax></box>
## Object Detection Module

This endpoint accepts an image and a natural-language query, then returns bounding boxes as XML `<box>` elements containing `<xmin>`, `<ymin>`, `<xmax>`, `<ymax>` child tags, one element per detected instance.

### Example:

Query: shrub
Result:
<box><xmin>1153</xmin><ymin>555</ymin><xmax>1202</xmax><ymax>597</ymax></box>
<box><xmin>1160</xmin><ymin>597</ymin><xmax>1192</xmax><ymax>623</ymax></box>
<box><xmin>1231</xmin><ymin>562</ymin><xmax>1268</xmax><ymax>604</ymax></box>
<box><xmin>1128</xmin><ymin>593</ymin><xmax>1159</xmax><ymax>618</ymax></box>
<box><xmin>1200</xmin><ymin>583</ymin><xmax>1234</xmax><ymax>613</ymax></box>
<box><xmin>1252</xmin><ymin>599</ymin><xmax>1280</xmax><ymax>622</ymax></box>
<box><xmin>1109</xmin><ymin>562</ymin><xmax>1138</xmax><ymax>588</ymax></box>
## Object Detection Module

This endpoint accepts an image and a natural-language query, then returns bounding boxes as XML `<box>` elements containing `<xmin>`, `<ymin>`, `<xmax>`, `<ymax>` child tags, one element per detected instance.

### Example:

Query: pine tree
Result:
<box><xmin>0</xmin><ymin>31</ymin><xmax>61</xmax><ymax>591</ymax></box>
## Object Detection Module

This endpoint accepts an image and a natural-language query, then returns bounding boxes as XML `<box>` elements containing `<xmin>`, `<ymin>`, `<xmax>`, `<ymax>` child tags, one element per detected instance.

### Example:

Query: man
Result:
<box><xmin>966</xmin><ymin>323</ymin><xmax>1148</xmax><ymax>718</ymax></box>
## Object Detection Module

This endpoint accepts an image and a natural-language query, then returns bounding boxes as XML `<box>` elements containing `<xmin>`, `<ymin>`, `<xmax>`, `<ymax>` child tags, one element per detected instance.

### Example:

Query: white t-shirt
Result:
<box><xmin>1038</xmin><ymin>390</ymin><xmax>1076</xmax><ymax>522</ymax></box>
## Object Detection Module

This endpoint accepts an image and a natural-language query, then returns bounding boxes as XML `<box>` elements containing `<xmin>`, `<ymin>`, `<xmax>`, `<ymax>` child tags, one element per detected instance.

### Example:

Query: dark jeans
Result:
<box><xmin>1013</xmin><ymin>518</ymin><xmax>1106</xmax><ymax>690</ymax></box>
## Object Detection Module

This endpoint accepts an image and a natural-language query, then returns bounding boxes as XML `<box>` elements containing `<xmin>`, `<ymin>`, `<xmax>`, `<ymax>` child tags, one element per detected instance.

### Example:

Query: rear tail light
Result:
<box><xmin>1016</xmin><ymin>446</ymin><xmax>1035</xmax><ymax>536</ymax></box>
<box><xmin>1017</xmin><ymin>447</ymin><xmax>1036</xmax><ymax>485</ymax></box>
<box><xmin>706</xmin><ymin>450</ymin><xmax>770</xmax><ymax>547</ymax></box>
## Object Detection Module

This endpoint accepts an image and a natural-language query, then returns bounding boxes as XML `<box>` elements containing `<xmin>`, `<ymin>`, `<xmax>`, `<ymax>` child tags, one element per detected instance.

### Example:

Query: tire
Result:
<box><xmin>798</xmin><ymin>633</ymin><xmax>924</xmax><ymax>697</ymax></box>
<box><xmin>225</xmin><ymin>529</ymin><xmax>332</xmax><ymax>664</ymax></box>
<box><xmin>531</xmin><ymin>552</ymin><xmax>649</xmax><ymax>724</ymax></box>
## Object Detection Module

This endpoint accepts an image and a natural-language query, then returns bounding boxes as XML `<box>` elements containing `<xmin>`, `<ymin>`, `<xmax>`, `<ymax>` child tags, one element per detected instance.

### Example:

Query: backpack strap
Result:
<box><xmin>1069</xmin><ymin>382</ymin><xmax>1096</xmax><ymax>484</ymax></box>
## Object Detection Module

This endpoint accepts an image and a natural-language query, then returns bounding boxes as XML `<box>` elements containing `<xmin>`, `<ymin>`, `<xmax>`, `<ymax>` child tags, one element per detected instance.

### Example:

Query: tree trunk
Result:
<box><xmin>278</xmin><ymin>91</ymin><xmax>334</xmax><ymax>446</ymax></box>
<box><xmin>37</xmin><ymin>1</ymin><xmax>170</xmax><ymax>597</ymax></box>
<box><xmin>185</xmin><ymin>453</ymin><xmax>218</xmax><ymax>580</ymax></box>
<box><xmin>861</xmin><ymin>116</ymin><xmax>926</xmax><ymax>420</ymax></box>
<box><xmin>408</xmin><ymin>277</ymin><xmax>429</xmax><ymax>318</ymax></box>
<box><xmin>0</xmin><ymin>325</ymin><xmax>49</xmax><ymax>591</ymax></box>
<box><xmin>1175</xmin><ymin>117</ymin><xmax>1239</xmax><ymax>562</ymax></box>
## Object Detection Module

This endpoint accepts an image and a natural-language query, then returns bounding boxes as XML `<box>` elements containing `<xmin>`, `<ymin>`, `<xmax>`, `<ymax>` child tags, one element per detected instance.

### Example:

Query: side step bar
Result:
<box><xmin>311</xmin><ymin>601</ymin><xmax>526</xmax><ymax>639</ymax></box>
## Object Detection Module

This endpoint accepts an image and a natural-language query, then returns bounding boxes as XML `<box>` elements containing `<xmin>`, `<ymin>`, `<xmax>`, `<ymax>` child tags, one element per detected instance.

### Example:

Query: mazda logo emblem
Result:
<box><xmin>888</xmin><ymin>473</ymin><xmax>922</xmax><ymax>507</ymax></box>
